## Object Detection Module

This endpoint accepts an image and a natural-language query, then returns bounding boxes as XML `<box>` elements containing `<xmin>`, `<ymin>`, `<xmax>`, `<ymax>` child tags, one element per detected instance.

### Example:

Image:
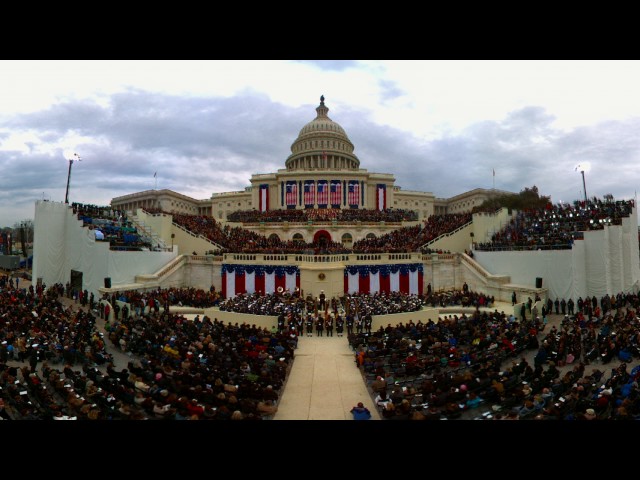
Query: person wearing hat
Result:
<box><xmin>350</xmin><ymin>402</ymin><xmax>371</xmax><ymax>420</ymax></box>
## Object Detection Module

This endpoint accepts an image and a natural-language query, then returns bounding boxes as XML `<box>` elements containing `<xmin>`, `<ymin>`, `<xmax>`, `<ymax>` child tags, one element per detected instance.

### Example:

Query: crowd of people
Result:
<box><xmin>106</xmin><ymin>287</ymin><xmax>223</xmax><ymax>318</ymax></box>
<box><xmin>352</xmin><ymin>213</ymin><xmax>472</xmax><ymax>253</ymax></box>
<box><xmin>72</xmin><ymin>202</ymin><xmax>155</xmax><ymax>251</ymax></box>
<box><xmin>171</xmin><ymin>212</ymin><xmax>351</xmax><ymax>254</ymax></box>
<box><xmin>352</xmin><ymin>289</ymin><xmax>640</xmax><ymax>420</ymax></box>
<box><xmin>218</xmin><ymin>291</ymin><xmax>306</xmax><ymax>317</ymax></box>
<box><xmin>423</xmin><ymin>285</ymin><xmax>495</xmax><ymax>309</ymax></box>
<box><xmin>226</xmin><ymin>208</ymin><xmax>418</xmax><ymax>224</ymax></box>
<box><xmin>342</xmin><ymin>292</ymin><xmax>424</xmax><ymax>317</ymax></box>
<box><xmin>475</xmin><ymin>197</ymin><xmax>634</xmax><ymax>251</ymax></box>
<box><xmin>158</xmin><ymin>210</ymin><xmax>470</xmax><ymax>255</ymax></box>
<box><xmin>0</xmin><ymin>276</ymin><xmax>295</xmax><ymax>420</ymax></box>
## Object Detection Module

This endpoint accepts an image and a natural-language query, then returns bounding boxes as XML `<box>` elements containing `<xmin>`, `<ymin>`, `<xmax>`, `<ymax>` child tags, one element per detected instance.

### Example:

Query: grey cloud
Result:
<box><xmin>1</xmin><ymin>92</ymin><xmax>639</xmax><ymax>227</ymax></box>
<box><xmin>378</xmin><ymin>79</ymin><xmax>405</xmax><ymax>102</ymax></box>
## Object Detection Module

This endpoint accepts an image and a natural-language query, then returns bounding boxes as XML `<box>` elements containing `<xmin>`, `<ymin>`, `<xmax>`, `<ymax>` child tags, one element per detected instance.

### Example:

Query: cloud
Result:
<box><xmin>1</xmin><ymin>90</ymin><xmax>639</xmax><ymax>227</ymax></box>
<box><xmin>294</xmin><ymin>60</ymin><xmax>359</xmax><ymax>71</ymax></box>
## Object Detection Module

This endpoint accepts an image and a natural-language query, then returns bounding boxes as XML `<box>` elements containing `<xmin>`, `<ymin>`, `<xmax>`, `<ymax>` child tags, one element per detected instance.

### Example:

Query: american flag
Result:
<box><xmin>317</xmin><ymin>181</ymin><xmax>328</xmax><ymax>205</ymax></box>
<box><xmin>330</xmin><ymin>180</ymin><xmax>341</xmax><ymax>206</ymax></box>
<box><xmin>348</xmin><ymin>181</ymin><xmax>359</xmax><ymax>205</ymax></box>
<box><xmin>304</xmin><ymin>181</ymin><xmax>315</xmax><ymax>206</ymax></box>
<box><xmin>286</xmin><ymin>182</ymin><xmax>297</xmax><ymax>206</ymax></box>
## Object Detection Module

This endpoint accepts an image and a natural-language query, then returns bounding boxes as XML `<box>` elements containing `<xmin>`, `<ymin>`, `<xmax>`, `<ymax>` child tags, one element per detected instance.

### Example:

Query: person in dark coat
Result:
<box><xmin>306</xmin><ymin>315</ymin><xmax>314</xmax><ymax>337</ymax></box>
<box><xmin>325</xmin><ymin>316</ymin><xmax>334</xmax><ymax>337</ymax></box>
<box><xmin>336</xmin><ymin>316</ymin><xmax>344</xmax><ymax>337</ymax></box>
<box><xmin>315</xmin><ymin>317</ymin><xmax>324</xmax><ymax>337</ymax></box>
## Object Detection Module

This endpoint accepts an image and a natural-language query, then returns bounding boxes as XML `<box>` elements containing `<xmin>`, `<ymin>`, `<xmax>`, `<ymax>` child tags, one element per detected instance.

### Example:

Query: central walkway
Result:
<box><xmin>274</xmin><ymin>335</ymin><xmax>380</xmax><ymax>420</ymax></box>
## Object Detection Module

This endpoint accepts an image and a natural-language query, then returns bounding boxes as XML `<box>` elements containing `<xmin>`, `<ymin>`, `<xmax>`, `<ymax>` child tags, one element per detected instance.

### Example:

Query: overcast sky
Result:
<box><xmin>1</xmin><ymin>60</ymin><xmax>639</xmax><ymax>227</ymax></box>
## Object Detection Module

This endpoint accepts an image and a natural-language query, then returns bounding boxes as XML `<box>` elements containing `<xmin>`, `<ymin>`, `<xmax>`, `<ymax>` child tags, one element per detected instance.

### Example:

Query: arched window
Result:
<box><xmin>366</xmin><ymin>233</ymin><xmax>376</xmax><ymax>240</ymax></box>
<box><xmin>268</xmin><ymin>234</ymin><xmax>280</xmax><ymax>242</ymax></box>
<box><xmin>342</xmin><ymin>233</ymin><xmax>353</xmax><ymax>246</ymax></box>
<box><xmin>293</xmin><ymin>233</ymin><xmax>304</xmax><ymax>243</ymax></box>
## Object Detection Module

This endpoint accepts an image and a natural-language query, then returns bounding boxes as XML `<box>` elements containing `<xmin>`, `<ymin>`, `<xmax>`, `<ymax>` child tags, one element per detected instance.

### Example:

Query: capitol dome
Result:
<box><xmin>285</xmin><ymin>96</ymin><xmax>360</xmax><ymax>171</ymax></box>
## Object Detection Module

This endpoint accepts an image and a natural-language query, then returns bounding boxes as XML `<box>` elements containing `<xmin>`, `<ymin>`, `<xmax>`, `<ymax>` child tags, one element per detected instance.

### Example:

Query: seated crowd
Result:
<box><xmin>226</xmin><ymin>207</ymin><xmax>418</xmax><ymax>224</ymax></box>
<box><xmin>355</xmin><ymin>293</ymin><xmax>640</xmax><ymax>420</ymax></box>
<box><xmin>0</xmin><ymin>281</ymin><xmax>294</xmax><ymax>420</ymax></box>
<box><xmin>171</xmin><ymin>212</ymin><xmax>351</xmax><ymax>254</ymax></box>
<box><xmin>72</xmin><ymin>202</ymin><xmax>155</xmax><ymax>251</ymax></box>
<box><xmin>475</xmin><ymin>197</ymin><xmax>634</xmax><ymax>251</ymax></box>
<box><xmin>342</xmin><ymin>292</ymin><xmax>425</xmax><ymax>317</ymax></box>
<box><xmin>218</xmin><ymin>291</ymin><xmax>306</xmax><ymax>317</ymax></box>
<box><xmin>352</xmin><ymin>213</ymin><xmax>472</xmax><ymax>253</ymax></box>
<box><xmin>156</xmin><ymin>210</ymin><xmax>469</xmax><ymax>255</ymax></box>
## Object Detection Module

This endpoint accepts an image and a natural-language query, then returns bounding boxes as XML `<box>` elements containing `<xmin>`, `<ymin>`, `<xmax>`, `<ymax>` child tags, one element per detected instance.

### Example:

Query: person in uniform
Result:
<box><xmin>315</xmin><ymin>316</ymin><xmax>324</xmax><ymax>337</ymax></box>
<box><xmin>364</xmin><ymin>314</ymin><xmax>373</xmax><ymax>335</ymax></box>
<box><xmin>336</xmin><ymin>315</ymin><xmax>344</xmax><ymax>337</ymax></box>
<box><xmin>306</xmin><ymin>315</ymin><xmax>314</xmax><ymax>337</ymax></box>
<box><xmin>325</xmin><ymin>315</ymin><xmax>334</xmax><ymax>337</ymax></box>
<box><xmin>319</xmin><ymin>290</ymin><xmax>326</xmax><ymax>311</ymax></box>
<box><xmin>277</xmin><ymin>313</ymin><xmax>286</xmax><ymax>334</ymax></box>
<box><xmin>356</xmin><ymin>314</ymin><xmax>364</xmax><ymax>334</ymax></box>
<box><xmin>346</xmin><ymin>315</ymin><xmax>354</xmax><ymax>336</ymax></box>
<box><xmin>296</xmin><ymin>317</ymin><xmax>304</xmax><ymax>336</ymax></box>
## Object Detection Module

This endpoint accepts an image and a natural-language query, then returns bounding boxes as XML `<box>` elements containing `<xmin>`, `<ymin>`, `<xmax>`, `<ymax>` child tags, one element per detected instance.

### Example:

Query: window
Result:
<box><xmin>342</xmin><ymin>233</ymin><xmax>353</xmax><ymax>245</ymax></box>
<box><xmin>366</xmin><ymin>233</ymin><xmax>376</xmax><ymax>240</ymax></box>
<box><xmin>268</xmin><ymin>234</ymin><xmax>280</xmax><ymax>242</ymax></box>
<box><xmin>293</xmin><ymin>233</ymin><xmax>304</xmax><ymax>243</ymax></box>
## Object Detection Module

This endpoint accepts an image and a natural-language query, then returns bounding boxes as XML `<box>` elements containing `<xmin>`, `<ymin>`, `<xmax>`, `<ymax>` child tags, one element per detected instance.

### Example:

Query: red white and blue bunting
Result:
<box><xmin>376</xmin><ymin>183</ymin><xmax>386</xmax><ymax>211</ymax></box>
<box><xmin>344</xmin><ymin>264</ymin><xmax>423</xmax><ymax>295</ymax></box>
<box><xmin>221</xmin><ymin>265</ymin><xmax>300</xmax><ymax>298</ymax></box>
<box><xmin>259</xmin><ymin>184</ymin><xmax>269</xmax><ymax>212</ymax></box>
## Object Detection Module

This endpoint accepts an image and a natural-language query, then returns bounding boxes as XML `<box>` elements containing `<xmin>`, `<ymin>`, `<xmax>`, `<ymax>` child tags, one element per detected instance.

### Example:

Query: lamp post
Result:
<box><xmin>575</xmin><ymin>162</ymin><xmax>590</xmax><ymax>204</ymax></box>
<box><xmin>64</xmin><ymin>152</ymin><xmax>81</xmax><ymax>204</ymax></box>
<box><xmin>579</xmin><ymin>169</ymin><xmax>587</xmax><ymax>204</ymax></box>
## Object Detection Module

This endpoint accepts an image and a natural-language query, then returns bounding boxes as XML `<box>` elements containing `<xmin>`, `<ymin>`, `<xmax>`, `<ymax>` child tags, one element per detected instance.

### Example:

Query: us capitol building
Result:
<box><xmin>36</xmin><ymin>96</ymin><xmax>637</xmax><ymax>329</ymax></box>
<box><xmin>111</xmin><ymin>96</ymin><xmax>506</xmax><ymax>245</ymax></box>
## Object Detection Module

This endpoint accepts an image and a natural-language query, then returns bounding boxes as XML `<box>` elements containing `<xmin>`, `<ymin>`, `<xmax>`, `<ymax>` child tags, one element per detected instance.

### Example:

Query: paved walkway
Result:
<box><xmin>273</xmin><ymin>335</ymin><xmax>380</xmax><ymax>420</ymax></box>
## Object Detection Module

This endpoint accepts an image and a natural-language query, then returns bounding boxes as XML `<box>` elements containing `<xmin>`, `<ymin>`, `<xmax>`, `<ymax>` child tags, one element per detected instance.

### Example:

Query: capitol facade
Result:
<box><xmin>111</xmin><ymin>97</ymin><xmax>507</xmax><ymax>246</ymax></box>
